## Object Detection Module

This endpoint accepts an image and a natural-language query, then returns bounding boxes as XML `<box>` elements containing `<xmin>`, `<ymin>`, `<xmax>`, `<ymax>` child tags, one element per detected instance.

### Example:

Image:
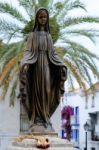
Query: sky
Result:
<box><xmin>82</xmin><ymin>0</ymin><xmax>99</xmax><ymax>17</ymax></box>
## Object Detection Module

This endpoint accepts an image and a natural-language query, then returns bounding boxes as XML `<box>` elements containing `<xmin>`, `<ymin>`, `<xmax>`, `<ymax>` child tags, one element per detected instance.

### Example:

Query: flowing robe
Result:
<box><xmin>19</xmin><ymin>31</ymin><xmax>67</xmax><ymax>126</ymax></box>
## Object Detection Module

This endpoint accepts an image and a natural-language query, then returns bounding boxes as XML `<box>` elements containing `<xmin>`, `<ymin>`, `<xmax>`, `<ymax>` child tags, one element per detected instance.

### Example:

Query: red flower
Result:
<box><xmin>61</xmin><ymin>105</ymin><xmax>73</xmax><ymax>141</ymax></box>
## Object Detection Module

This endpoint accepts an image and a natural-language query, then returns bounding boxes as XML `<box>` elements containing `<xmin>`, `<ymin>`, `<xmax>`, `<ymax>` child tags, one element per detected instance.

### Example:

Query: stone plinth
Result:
<box><xmin>6</xmin><ymin>134</ymin><xmax>77</xmax><ymax>150</ymax></box>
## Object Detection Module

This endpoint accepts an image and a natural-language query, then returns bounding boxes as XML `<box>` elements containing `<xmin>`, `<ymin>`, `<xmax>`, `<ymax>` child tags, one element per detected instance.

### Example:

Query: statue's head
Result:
<box><xmin>33</xmin><ymin>8</ymin><xmax>50</xmax><ymax>32</ymax></box>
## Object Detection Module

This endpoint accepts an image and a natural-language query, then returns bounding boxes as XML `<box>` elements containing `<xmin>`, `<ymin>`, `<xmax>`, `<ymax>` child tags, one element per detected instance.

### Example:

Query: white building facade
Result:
<box><xmin>63</xmin><ymin>82</ymin><xmax>99</xmax><ymax>150</ymax></box>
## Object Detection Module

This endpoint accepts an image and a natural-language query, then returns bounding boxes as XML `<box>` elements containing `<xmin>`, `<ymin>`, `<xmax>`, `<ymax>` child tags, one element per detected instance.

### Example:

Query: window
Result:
<box><xmin>72</xmin><ymin>129</ymin><xmax>79</xmax><ymax>142</ymax></box>
<box><xmin>71</xmin><ymin>106</ymin><xmax>79</xmax><ymax>144</ymax></box>
<box><xmin>91</xmin><ymin>148</ymin><xmax>95</xmax><ymax>150</ymax></box>
<box><xmin>75</xmin><ymin>107</ymin><xmax>79</xmax><ymax>124</ymax></box>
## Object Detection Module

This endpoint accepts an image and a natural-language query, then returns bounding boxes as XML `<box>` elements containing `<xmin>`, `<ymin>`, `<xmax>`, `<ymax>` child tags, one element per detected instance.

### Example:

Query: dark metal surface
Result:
<box><xmin>19</xmin><ymin>8</ymin><xmax>67</xmax><ymax>132</ymax></box>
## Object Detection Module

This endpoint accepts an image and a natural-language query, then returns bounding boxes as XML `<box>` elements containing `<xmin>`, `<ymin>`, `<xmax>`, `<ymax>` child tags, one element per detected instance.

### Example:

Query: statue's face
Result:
<box><xmin>38</xmin><ymin>10</ymin><xmax>47</xmax><ymax>26</ymax></box>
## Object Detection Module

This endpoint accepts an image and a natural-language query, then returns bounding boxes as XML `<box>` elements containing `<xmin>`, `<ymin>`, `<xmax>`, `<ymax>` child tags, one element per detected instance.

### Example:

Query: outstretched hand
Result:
<box><xmin>23</xmin><ymin>64</ymin><xmax>29</xmax><ymax>73</ymax></box>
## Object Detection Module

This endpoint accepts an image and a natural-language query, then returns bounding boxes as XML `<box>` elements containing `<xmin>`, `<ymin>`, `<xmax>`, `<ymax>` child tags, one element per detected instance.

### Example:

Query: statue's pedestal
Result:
<box><xmin>6</xmin><ymin>133</ymin><xmax>77</xmax><ymax>150</ymax></box>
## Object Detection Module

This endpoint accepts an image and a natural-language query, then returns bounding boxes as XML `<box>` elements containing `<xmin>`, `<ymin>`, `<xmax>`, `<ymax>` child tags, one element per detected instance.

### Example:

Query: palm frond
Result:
<box><xmin>64</xmin><ymin>58</ymin><xmax>89</xmax><ymax>99</ymax></box>
<box><xmin>0</xmin><ymin>46</ymin><xmax>17</xmax><ymax>73</ymax></box>
<box><xmin>64</xmin><ymin>44</ymin><xmax>99</xmax><ymax>78</ymax></box>
<box><xmin>0</xmin><ymin>75</ymin><xmax>10</xmax><ymax>100</ymax></box>
<box><xmin>63</xmin><ymin>39</ymin><xmax>99</xmax><ymax>59</ymax></box>
<box><xmin>19</xmin><ymin>0</ymin><xmax>36</xmax><ymax>18</ymax></box>
<box><xmin>0</xmin><ymin>2</ymin><xmax>27</xmax><ymax>23</ymax></box>
<box><xmin>48</xmin><ymin>0</ymin><xmax>54</xmax><ymax>14</ymax></box>
<box><xmin>55</xmin><ymin>47</ymin><xmax>67</xmax><ymax>59</ymax></box>
<box><xmin>0</xmin><ymin>19</ymin><xmax>22</xmax><ymax>41</ymax></box>
<box><xmin>0</xmin><ymin>57</ymin><xmax>17</xmax><ymax>86</ymax></box>
<box><xmin>65</xmin><ymin>0</ymin><xmax>87</xmax><ymax>12</ymax></box>
<box><xmin>9</xmin><ymin>75</ymin><xmax>18</xmax><ymax>106</ymax></box>
<box><xmin>0</xmin><ymin>45</ymin><xmax>8</xmax><ymax>58</ymax></box>
<box><xmin>54</xmin><ymin>0</ymin><xmax>69</xmax><ymax>17</ymax></box>
<box><xmin>63</xmin><ymin>42</ymin><xmax>99</xmax><ymax>82</ymax></box>
<box><xmin>62</xmin><ymin>29</ymin><xmax>99</xmax><ymax>43</ymax></box>
<box><xmin>38</xmin><ymin>0</ymin><xmax>50</xmax><ymax>9</ymax></box>
<box><xmin>63</xmin><ymin>17</ymin><xmax>99</xmax><ymax>27</ymax></box>
<box><xmin>72</xmin><ymin>57</ymin><xmax>94</xmax><ymax>86</ymax></box>
<box><xmin>64</xmin><ymin>50</ymin><xmax>92</xmax><ymax>84</ymax></box>
<box><xmin>58</xmin><ymin>0</ymin><xmax>86</xmax><ymax>23</ymax></box>
<box><xmin>64</xmin><ymin>58</ymin><xmax>87</xmax><ymax>90</ymax></box>
<box><xmin>81</xmin><ymin>64</ymin><xmax>96</xmax><ymax>96</ymax></box>
<box><xmin>0</xmin><ymin>39</ymin><xmax>25</xmax><ymax>70</ymax></box>
<box><xmin>81</xmin><ymin>55</ymin><xmax>99</xmax><ymax>78</ymax></box>
<box><xmin>88</xmin><ymin>55</ymin><xmax>98</xmax><ymax>73</ymax></box>
<box><xmin>68</xmin><ymin>71</ymin><xmax>75</xmax><ymax>90</ymax></box>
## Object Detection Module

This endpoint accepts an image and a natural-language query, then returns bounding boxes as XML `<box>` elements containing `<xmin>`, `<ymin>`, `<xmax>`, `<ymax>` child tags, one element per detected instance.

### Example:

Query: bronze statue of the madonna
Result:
<box><xmin>19</xmin><ymin>8</ymin><xmax>67</xmax><ymax>132</ymax></box>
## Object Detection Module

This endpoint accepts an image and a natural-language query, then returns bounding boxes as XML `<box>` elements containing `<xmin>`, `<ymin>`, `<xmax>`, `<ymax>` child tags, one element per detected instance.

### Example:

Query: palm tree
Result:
<box><xmin>0</xmin><ymin>0</ymin><xmax>99</xmax><ymax>104</ymax></box>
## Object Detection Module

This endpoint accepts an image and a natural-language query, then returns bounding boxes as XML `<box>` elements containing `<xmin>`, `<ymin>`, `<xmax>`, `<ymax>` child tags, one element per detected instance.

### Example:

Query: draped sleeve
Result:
<box><xmin>21</xmin><ymin>32</ymin><xmax>38</xmax><ymax>66</ymax></box>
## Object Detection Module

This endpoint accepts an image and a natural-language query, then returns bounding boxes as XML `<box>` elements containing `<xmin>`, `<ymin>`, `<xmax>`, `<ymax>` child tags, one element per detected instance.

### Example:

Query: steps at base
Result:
<box><xmin>7</xmin><ymin>147</ymin><xmax>77</xmax><ymax>150</ymax></box>
<box><xmin>6</xmin><ymin>136</ymin><xmax>77</xmax><ymax>150</ymax></box>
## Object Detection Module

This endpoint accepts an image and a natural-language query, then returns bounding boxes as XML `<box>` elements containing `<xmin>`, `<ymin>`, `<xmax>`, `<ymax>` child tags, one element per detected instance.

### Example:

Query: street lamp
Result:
<box><xmin>84</xmin><ymin>122</ymin><xmax>90</xmax><ymax>150</ymax></box>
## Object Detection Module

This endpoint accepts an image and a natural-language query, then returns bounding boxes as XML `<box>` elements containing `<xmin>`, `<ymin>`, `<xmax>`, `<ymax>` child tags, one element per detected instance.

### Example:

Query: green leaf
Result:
<box><xmin>9</xmin><ymin>76</ymin><xmax>18</xmax><ymax>106</ymax></box>
<box><xmin>0</xmin><ymin>2</ymin><xmax>27</xmax><ymax>23</ymax></box>
<box><xmin>0</xmin><ymin>19</ymin><xmax>22</xmax><ymax>41</ymax></box>
<box><xmin>19</xmin><ymin>0</ymin><xmax>36</xmax><ymax>18</ymax></box>
<box><xmin>63</xmin><ymin>29</ymin><xmax>99</xmax><ymax>43</ymax></box>
<box><xmin>64</xmin><ymin>17</ymin><xmax>99</xmax><ymax>27</ymax></box>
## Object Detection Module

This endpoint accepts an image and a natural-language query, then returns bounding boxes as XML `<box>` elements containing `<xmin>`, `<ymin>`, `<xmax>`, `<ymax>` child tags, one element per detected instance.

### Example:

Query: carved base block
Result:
<box><xmin>29</xmin><ymin>123</ymin><xmax>55</xmax><ymax>133</ymax></box>
<box><xmin>6</xmin><ymin>135</ymin><xmax>77</xmax><ymax>150</ymax></box>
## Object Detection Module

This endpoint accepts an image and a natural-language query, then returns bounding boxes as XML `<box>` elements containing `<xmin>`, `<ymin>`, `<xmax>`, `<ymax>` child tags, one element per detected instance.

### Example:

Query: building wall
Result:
<box><xmin>51</xmin><ymin>104</ymin><xmax>61</xmax><ymax>136</ymax></box>
<box><xmin>0</xmin><ymin>92</ymin><xmax>20</xmax><ymax>150</ymax></box>
<box><xmin>0</xmin><ymin>82</ymin><xmax>20</xmax><ymax>136</ymax></box>
<box><xmin>95</xmin><ymin>113</ymin><xmax>99</xmax><ymax>134</ymax></box>
<box><xmin>63</xmin><ymin>92</ymin><xmax>84</xmax><ymax>147</ymax></box>
<box><xmin>64</xmin><ymin>90</ymin><xmax>99</xmax><ymax>150</ymax></box>
<box><xmin>0</xmin><ymin>100</ymin><xmax>20</xmax><ymax>135</ymax></box>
